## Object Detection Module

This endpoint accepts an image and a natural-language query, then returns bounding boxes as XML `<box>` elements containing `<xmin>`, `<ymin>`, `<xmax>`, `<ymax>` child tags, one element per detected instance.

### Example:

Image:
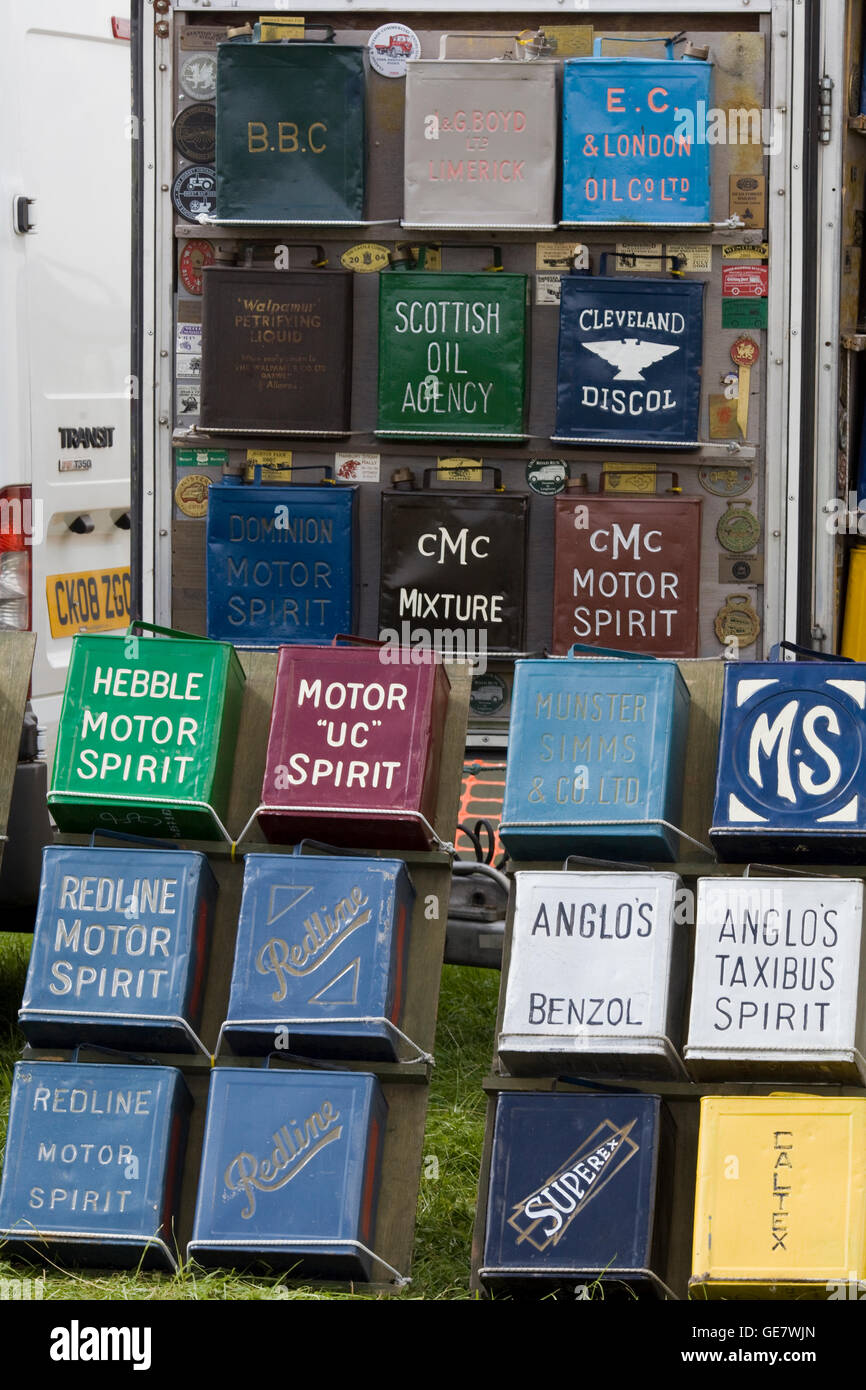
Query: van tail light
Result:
<box><xmin>0</xmin><ymin>485</ymin><xmax>33</xmax><ymax>631</ymax></box>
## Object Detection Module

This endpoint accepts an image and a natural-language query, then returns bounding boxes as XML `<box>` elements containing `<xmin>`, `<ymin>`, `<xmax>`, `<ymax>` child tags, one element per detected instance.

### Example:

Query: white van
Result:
<box><xmin>0</xmin><ymin>1</ymin><xmax>131</xmax><ymax>911</ymax></box>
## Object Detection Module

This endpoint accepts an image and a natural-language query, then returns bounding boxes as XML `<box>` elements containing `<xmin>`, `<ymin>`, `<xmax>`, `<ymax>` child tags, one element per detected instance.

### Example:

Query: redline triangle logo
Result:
<box><xmin>508</xmin><ymin>1118</ymin><xmax>639</xmax><ymax>1252</ymax></box>
<box><xmin>308</xmin><ymin>956</ymin><xmax>361</xmax><ymax>1006</ymax></box>
<box><xmin>266</xmin><ymin>883</ymin><xmax>314</xmax><ymax>925</ymax></box>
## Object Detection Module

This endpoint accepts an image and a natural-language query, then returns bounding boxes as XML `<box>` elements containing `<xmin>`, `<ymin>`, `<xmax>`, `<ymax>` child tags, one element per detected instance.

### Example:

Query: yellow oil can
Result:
<box><xmin>690</xmin><ymin>1095</ymin><xmax>866</xmax><ymax>1298</ymax></box>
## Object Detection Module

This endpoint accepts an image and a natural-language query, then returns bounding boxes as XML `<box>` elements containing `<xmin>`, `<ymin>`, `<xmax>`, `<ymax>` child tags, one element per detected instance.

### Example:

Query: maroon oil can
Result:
<box><xmin>552</xmin><ymin>496</ymin><xmax>702</xmax><ymax>657</ymax></box>
<box><xmin>259</xmin><ymin>645</ymin><xmax>451</xmax><ymax>849</ymax></box>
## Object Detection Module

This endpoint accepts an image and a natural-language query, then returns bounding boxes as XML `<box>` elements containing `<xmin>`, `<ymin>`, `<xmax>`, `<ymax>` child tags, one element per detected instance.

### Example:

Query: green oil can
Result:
<box><xmin>48</xmin><ymin>623</ymin><xmax>245</xmax><ymax>840</ymax></box>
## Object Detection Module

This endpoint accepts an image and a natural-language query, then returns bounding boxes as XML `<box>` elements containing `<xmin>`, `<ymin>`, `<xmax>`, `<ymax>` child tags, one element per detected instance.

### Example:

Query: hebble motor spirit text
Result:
<box><xmin>71</xmin><ymin>665</ymin><xmax>205</xmax><ymax>786</ymax></box>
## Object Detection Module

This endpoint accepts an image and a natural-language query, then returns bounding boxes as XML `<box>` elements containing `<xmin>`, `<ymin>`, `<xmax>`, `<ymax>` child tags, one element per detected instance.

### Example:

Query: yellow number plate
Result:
<box><xmin>46</xmin><ymin>567</ymin><xmax>131</xmax><ymax>637</ymax></box>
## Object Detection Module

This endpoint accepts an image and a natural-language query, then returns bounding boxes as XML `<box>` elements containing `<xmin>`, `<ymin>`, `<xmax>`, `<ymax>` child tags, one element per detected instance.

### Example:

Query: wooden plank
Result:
<box><xmin>434</xmin><ymin>664</ymin><xmax>473</xmax><ymax>842</ymax></box>
<box><xmin>482</xmin><ymin>1076</ymin><xmax>866</xmax><ymax>1099</ymax></box>
<box><xmin>469</xmin><ymin>1092</ymin><xmax>498</xmax><ymax>1295</ymax></box>
<box><xmin>676</xmin><ymin>658</ymin><xmax>726</xmax><ymax>850</ymax></box>
<box><xmin>0</xmin><ymin>632</ymin><xmax>37</xmax><ymax>870</ymax></box>
<box><xmin>226</xmin><ymin>650</ymin><xmax>280</xmax><ymax>842</ymax></box>
<box><xmin>171</xmin><ymin>519</ymin><xmax>207</xmax><ymax>636</ymax></box>
<box><xmin>490</xmin><ymin>877</ymin><xmax>516</xmax><ymax>1068</ymax></box>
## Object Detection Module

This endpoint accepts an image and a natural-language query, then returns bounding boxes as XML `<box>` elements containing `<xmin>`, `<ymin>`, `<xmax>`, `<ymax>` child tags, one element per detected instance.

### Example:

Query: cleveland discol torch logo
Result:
<box><xmin>508</xmin><ymin>1118</ymin><xmax>639</xmax><ymax>1252</ymax></box>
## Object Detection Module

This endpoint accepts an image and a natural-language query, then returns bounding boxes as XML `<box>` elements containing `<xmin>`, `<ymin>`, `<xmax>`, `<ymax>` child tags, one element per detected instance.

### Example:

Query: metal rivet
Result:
<box><xmin>159</xmin><ymin>528</ymin><xmax>168</xmax><ymax>537</ymax></box>
<box><xmin>772</xmin><ymin>529</ymin><xmax>781</xmax><ymax>537</ymax></box>
<box><xmin>161</xmin><ymin>184</ymin><xmax>169</xmax><ymax>191</ymax></box>
<box><xmin>777</xmin><ymin>188</ymin><xmax>786</xmax><ymax>196</ymax></box>
<box><xmin>160</xmin><ymin>350</ymin><xmax>168</xmax><ymax>357</ymax></box>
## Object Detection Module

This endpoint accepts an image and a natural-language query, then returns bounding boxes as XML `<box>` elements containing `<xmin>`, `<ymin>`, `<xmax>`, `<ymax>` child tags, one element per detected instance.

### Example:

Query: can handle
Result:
<box><xmin>389</xmin><ymin>242</ymin><xmax>429</xmax><ymax>271</ymax></box>
<box><xmin>563</xmin><ymin>852</ymin><xmax>653</xmax><ymax>872</ymax></box>
<box><xmin>294</xmin><ymin>25</ymin><xmax>336</xmax><ymax>42</ymax></box>
<box><xmin>255</xmin><ymin>23</ymin><xmax>336</xmax><ymax>44</ymax></box>
<box><xmin>291</xmin><ymin>838</ymin><xmax>369</xmax><ymax>858</ymax></box>
<box><xmin>422</xmin><ymin>465</ymin><xmax>504</xmax><ymax>492</ymax></box>
<box><xmin>389</xmin><ymin>243</ymin><xmax>502</xmax><ymax>273</ymax></box>
<box><xmin>329</xmin><ymin>633</ymin><xmax>387</xmax><ymax>648</ymax></box>
<box><xmin>255</xmin><ymin>242</ymin><xmax>327</xmax><ymax>268</ymax></box>
<box><xmin>88</xmin><ymin>829</ymin><xmax>183</xmax><ymax>851</ymax></box>
<box><xmin>767</xmin><ymin>640</ymin><xmax>853</xmax><ymax>663</ymax></box>
<box><xmin>599</xmin><ymin>250</ymin><xmax>686</xmax><ymax>277</ymax></box>
<box><xmin>437</xmin><ymin>32</ymin><xmax>523</xmax><ymax>60</ymax></box>
<box><xmin>126</xmin><ymin>620</ymin><xmax>211</xmax><ymax>643</ymax></box>
<box><xmin>247</xmin><ymin>463</ymin><xmax>335</xmax><ymax>486</ymax></box>
<box><xmin>70</xmin><ymin>1042</ymin><xmax>159</xmax><ymax>1066</ymax></box>
<box><xmin>445</xmin><ymin>244</ymin><xmax>504</xmax><ymax>273</ymax></box>
<box><xmin>567</xmin><ymin>642</ymin><xmax>650</xmax><ymax>661</ymax></box>
<box><xmin>592</xmin><ymin>33</ymin><xmax>684</xmax><ymax>60</ymax></box>
<box><xmin>262</xmin><ymin>1051</ymin><xmax>345</xmax><ymax>1072</ymax></box>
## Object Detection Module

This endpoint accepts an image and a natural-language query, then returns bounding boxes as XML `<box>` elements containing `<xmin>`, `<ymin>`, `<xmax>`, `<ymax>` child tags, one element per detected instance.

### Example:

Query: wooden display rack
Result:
<box><xmin>470</xmin><ymin>658</ymin><xmax>866</xmax><ymax>1299</ymax></box>
<box><xmin>25</xmin><ymin>652</ymin><xmax>471</xmax><ymax>1290</ymax></box>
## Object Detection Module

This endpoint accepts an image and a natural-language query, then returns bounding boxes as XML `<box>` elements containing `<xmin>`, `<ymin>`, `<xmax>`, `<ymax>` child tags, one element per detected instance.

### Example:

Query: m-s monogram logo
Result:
<box><xmin>748</xmin><ymin>700</ymin><xmax>841</xmax><ymax>801</ymax></box>
<box><xmin>725</xmin><ymin>674</ymin><xmax>866</xmax><ymax>826</ymax></box>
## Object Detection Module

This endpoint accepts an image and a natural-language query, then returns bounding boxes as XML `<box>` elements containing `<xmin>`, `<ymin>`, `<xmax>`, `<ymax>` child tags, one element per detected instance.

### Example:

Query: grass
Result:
<box><xmin>0</xmin><ymin>931</ymin><xmax>500</xmax><ymax>1301</ymax></box>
